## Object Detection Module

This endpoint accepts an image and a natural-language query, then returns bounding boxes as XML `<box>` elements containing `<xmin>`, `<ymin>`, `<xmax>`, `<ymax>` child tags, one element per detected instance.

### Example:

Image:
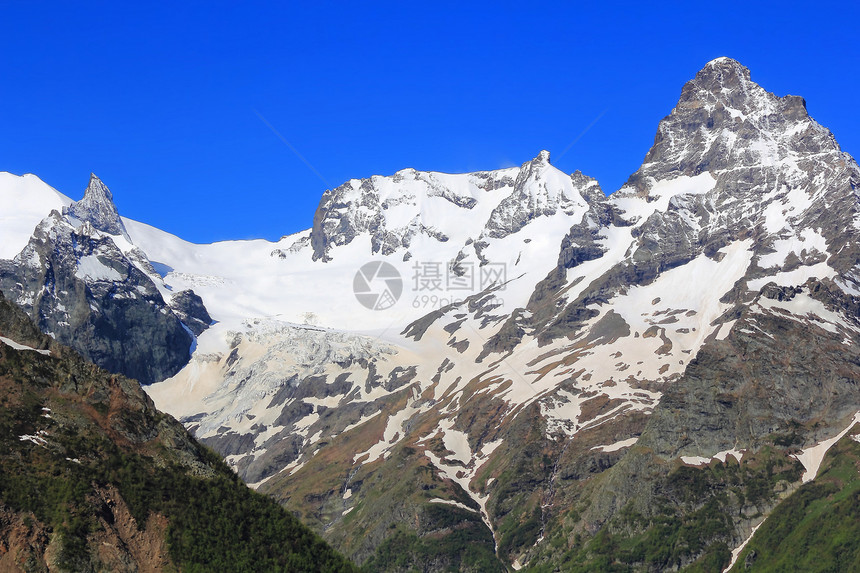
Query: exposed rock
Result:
<box><xmin>0</xmin><ymin>212</ymin><xmax>192</xmax><ymax>384</ymax></box>
<box><xmin>65</xmin><ymin>173</ymin><xmax>130</xmax><ymax>240</ymax></box>
<box><xmin>168</xmin><ymin>289</ymin><xmax>212</xmax><ymax>336</ymax></box>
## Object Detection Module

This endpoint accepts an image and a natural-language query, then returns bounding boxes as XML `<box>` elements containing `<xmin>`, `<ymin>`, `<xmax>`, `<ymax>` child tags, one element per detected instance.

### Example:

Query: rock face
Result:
<box><xmin>0</xmin><ymin>176</ymin><xmax>210</xmax><ymax>384</ymax></box>
<box><xmin>168</xmin><ymin>289</ymin><xmax>212</xmax><ymax>337</ymax></box>
<box><xmin>66</xmin><ymin>173</ymin><xmax>130</xmax><ymax>239</ymax></box>
<box><xmin>483</xmin><ymin>152</ymin><xmax>593</xmax><ymax>238</ymax></box>
<box><xmin>517</xmin><ymin>55</ymin><xmax>859</xmax><ymax>350</ymax></box>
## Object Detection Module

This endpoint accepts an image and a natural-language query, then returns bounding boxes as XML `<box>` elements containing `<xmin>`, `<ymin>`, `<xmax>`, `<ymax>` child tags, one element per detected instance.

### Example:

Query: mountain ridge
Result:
<box><xmin>3</xmin><ymin>57</ymin><xmax>860</xmax><ymax>571</ymax></box>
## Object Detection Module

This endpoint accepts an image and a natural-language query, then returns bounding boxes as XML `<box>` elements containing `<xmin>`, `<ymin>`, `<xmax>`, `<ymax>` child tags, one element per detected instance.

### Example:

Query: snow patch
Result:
<box><xmin>0</xmin><ymin>336</ymin><xmax>50</xmax><ymax>356</ymax></box>
<box><xmin>724</xmin><ymin>521</ymin><xmax>763</xmax><ymax>572</ymax></box>
<box><xmin>75</xmin><ymin>254</ymin><xmax>124</xmax><ymax>282</ymax></box>
<box><xmin>792</xmin><ymin>412</ymin><xmax>860</xmax><ymax>483</ymax></box>
<box><xmin>428</xmin><ymin>498</ymin><xmax>479</xmax><ymax>513</ymax></box>
<box><xmin>713</xmin><ymin>449</ymin><xmax>744</xmax><ymax>463</ymax></box>
<box><xmin>591</xmin><ymin>437</ymin><xmax>639</xmax><ymax>453</ymax></box>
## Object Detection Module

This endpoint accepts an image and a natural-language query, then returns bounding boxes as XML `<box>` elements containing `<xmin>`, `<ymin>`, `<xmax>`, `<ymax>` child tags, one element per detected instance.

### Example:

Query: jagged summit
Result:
<box><xmin>699</xmin><ymin>56</ymin><xmax>751</xmax><ymax>80</ymax></box>
<box><xmin>620</xmin><ymin>56</ymin><xmax>834</xmax><ymax>194</ymax></box>
<box><xmin>66</xmin><ymin>173</ymin><xmax>129</xmax><ymax>239</ymax></box>
<box><xmin>305</xmin><ymin>151</ymin><xmax>595</xmax><ymax>262</ymax></box>
<box><xmin>677</xmin><ymin>56</ymin><xmax>808</xmax><ymax>121</ymax></box>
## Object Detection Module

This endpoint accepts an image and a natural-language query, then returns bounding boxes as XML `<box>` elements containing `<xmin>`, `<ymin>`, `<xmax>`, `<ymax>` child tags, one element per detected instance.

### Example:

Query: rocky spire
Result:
<box><xmin>66</xmin><ymin>173</ymin><xmax>130</xmax><ymax>239</ymax></box>
<box><xmin>483</xmin><ymin>150</ymin><xmax>592</xmax><ymax>239</ymax></box>
<box><xmin>624</xmin><ymin>57</ymin><xmax>833</xmax><ymax>192</ymax></box>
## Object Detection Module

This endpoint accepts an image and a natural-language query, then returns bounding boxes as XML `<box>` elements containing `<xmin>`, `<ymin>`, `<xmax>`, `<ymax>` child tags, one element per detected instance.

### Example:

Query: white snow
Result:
<box><xmin>540</xmin><ymin>390</ymin><xmax>583</xmax><ymax>437</ymax></box>
<box><xmin>756</xmin><ymin>291</ymin><xmax>857</xmax><ymax>336</ymax></box>
<box><xmin>682</xmin><ymin>448</ymin><xmax>744</xmax><ymax>466</ymax></box>
<box><xmin>591</xmin><ymin>437</ymin><xmax>639</xmax><ymax>452</ymax></box>
<box><xmin>428</xmin><ymin>498</ymin><xmax>479</xmax><ymax>513</ymax></box>
<box><xmin>0</xmin><ymin>336</ymin><xmax>50</xmax><ymax>356</ymax></box>
<box><xmin>354</xmin><ymin>389</ymin><xmax>426</xmax><ymax>464</ymax></box>
<box><xmin>19</xmin><ymin>430</ymin><xmax>49</xmax><ymax>447</ymax></box>
<box><xmin>707</xmin><ymin>56</ymin><xmax>733</xmax><ymax>65</ymax></box>
<box><xmin>422</xmin><ymin>435</ymin><xmax>503</xmax><ymax>549</ymax></box>
<box><xmin>715</xmin><ymin>320</ymin><xmax>737</xmax><ymax>341</ymax></box>
<box><xmin>724</xmin><ymin>521</ymin><xmax>763</xmax><ymax>572</ymax></box>
<box><xmin>341</xmin><ymin>411</ymin><xmax>383</xmax><ymax>434</ymax></box>
<box><xmin>792</xmin><ymin>412</ymin><xmax>860</xmax><ymax>483</ymax></box>
<box><xmin>612</xmin><ymin>173</ymin><xmax>717</xmax><ymax>227</ymax></box>
<box><xmin>439</xmin><ymin>419</ymin><xmax>473</xmax><ymax>465</ymax></box>
<box><xmin>530</xmin><ymin>238</ymin><xmax>754</xmax><ymax>440</ymax></box>
<box><xmin>758</xmin><ymin>228</ymin><xmax>828</xmax><ymax>269</ymax></box>
<box><xmin>756</xmin><ymin>179</ymin><xmax>821</xmax><ymax>236</ymax></box>
<box><xmin>0</xmin><ymin>172</ymin><xmax>72</xmax><ymax>259</ymax></box>
<box><xmin>612</xmin><ymin>239</ymin><xmax>753</xmax><ymax>357</ymax></box>
<box><xmin>748</xmin><ymin>261</ymin><xmax>835</xmax><ymax>291</ymax></box>
<box><xmin>304</xmin><ymin>395</ymin><xmax>345</xmax><ymax>409</ymax></box>
<box><xmin>75</xmin><ymin>254</ymin><xmax>124</xmax><ymax>282</ymax></box>
<box><xmin>713</xmin><ymin>449</ymin><xmax>744</xmax><ymax>463</ymax></box>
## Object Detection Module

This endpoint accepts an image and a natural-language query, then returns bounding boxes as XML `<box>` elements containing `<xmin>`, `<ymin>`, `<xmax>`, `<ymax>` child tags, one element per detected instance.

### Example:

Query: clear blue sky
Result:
<box><xmin>3</xmin><ymin>1</ymin><xmax>858</xmax><ymax>243</ymax></box>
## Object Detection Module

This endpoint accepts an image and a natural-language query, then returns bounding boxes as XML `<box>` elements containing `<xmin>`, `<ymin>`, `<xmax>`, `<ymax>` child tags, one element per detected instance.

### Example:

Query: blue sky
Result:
<box><xmin>3</xmin><ymin>1</ymin><xmax>859</xmax><ymax>243</ymax></box>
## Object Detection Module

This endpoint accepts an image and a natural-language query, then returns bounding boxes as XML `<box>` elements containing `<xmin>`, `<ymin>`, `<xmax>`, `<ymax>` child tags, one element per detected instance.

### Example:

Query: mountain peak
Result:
<box><xmin>697</xmin><ymin>56</ymin><xmax>751</xmax><ymax>84</ymax></box>
<box><xmin>703</xmin><ymin>56</ymin><xmax>749</xmax><ymax>74</ymax></box>
<box><xmin>623</xmin><ymin>57</ymin><xmax>832</xmax><ymax>190</ymax></box>
<box><xmin>676</xmin><ymin>57</ymin><xmax>756</xmax><ymax>111</ymax></box>
<box><xmin>66</xmin><ymin>173</ymin><xmax>129</xmax><ymax>239</ymax></box>
<box><xmin>85</xmin><ymin>173</ymin><xmax>113</xmax><ymax>202</ymax></box>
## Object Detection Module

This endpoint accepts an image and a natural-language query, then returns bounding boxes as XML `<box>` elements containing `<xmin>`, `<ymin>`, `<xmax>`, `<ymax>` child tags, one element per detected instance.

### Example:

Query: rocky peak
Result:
<box><xmin>514</xmin><ymin>150</ymin><xmax>552</xmax><ymax>181</ymax></box>
<box><xmin>685</xmin><ymin>57</ymin><xmax>752</xmax><ymax>97</ymax></box>
<box><xmin>571</xmin><ymin>169</ymin><xmax>604</xmax><ymax>202</ymax></box>
<box><xmin>0</xmin><ymin>206</ymin><xmax>194</xmax><ymax>384</ymax></box>
<box><xmin>307</xmin><ymin>166</ymin><xmax>523</xmax><ymax>261</ymax></box>
<box><xmin>483</xmin><ymin>151</ymin><xmax>591</xmax><ymax>238</ymax></box>
<box><xmin>623</xmin><ymin>57</ymin><xmax>838</xmax><ymax>196</ymax></box>
<box><xmin>66</xmin><ymin>173</ymin><xmax>130</xmax><ymax>239</ymax></box>
<box><xmin>674</xmin><ymin>57</ymin><xmax>781</xmax><ymax>119</ymax></box>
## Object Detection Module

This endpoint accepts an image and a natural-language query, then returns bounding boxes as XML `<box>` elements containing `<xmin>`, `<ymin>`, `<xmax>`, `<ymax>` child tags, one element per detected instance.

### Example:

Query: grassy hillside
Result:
<box><xmin>0</xmin><ymin>291</ymin><xmax>356</xmax><ymax>572</ymax></box>
<box><xmin>728</xmin><ymin>431</ymin><xmax>860</xmax><ymax>572</ymax></box>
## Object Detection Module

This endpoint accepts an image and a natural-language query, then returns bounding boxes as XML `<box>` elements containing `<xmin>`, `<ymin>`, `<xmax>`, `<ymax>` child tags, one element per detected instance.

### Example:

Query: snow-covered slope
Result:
<box><xmin>126</xmin><ymin>151</ymin><xmax>595</xmax><ymax>334</ymax></box>
<box><xmin>138</xmin><ymin>58</ymin><xmax>860</xmax><ymax>515</ymax></box>
<box><xmin>0</xmin><ymin>172</ymin><xmax>72</xmax><ymax>259</ymax></box>
<box><xmin>131</xmin><ymin>152</ymin><xmax>601</xmax><ymax>485</ymax></box>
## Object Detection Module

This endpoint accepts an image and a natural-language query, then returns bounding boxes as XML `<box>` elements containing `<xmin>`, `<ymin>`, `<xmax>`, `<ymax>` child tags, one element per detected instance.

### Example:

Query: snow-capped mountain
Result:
<box><xmin>0</xmin><ymin>174</ymin><xmax>208</xmax><ymax>383</ymax></box>
<box><xmin>3</xmin><ymin>57</ymin><xmax>860</xmax><ymax>571</ymax></box>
